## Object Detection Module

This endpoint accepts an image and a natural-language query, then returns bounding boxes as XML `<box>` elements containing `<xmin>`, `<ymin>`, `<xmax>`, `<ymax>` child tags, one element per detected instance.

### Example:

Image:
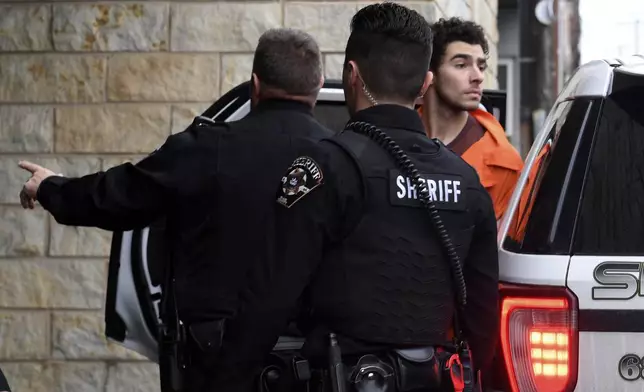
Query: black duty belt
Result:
<box><xmin>325</xmin><ymin>346</ymin><xmax>477</xmax><ymax>392</ymax></box>
<box><xmin>259</xmin><ymin>344</ymin><xmax>480</xmax><ymax>392</ymax></box>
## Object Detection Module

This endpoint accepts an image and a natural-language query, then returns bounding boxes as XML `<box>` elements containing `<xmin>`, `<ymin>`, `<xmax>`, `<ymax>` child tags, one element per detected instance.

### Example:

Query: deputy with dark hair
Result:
<box><xmin>215</xmin><ymin>3</ymin><xmax>500</xmax><ymax>392</ymax></box>
<box><xmin>17</xmin><ymin>28</ymin><xmax>333</xmax><ymax>392</ymax></box>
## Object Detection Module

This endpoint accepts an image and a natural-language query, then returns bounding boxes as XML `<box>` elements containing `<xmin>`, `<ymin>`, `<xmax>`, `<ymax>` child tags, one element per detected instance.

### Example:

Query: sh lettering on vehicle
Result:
<box><xmin>592</xmin><ymin>261</ymin><xmax>644</xmax><ymax>300</ymax></box>
<box><xmin>389</xmin><ymin>170</ymin><xmax>466</xmax><ymax>211</ymax></box>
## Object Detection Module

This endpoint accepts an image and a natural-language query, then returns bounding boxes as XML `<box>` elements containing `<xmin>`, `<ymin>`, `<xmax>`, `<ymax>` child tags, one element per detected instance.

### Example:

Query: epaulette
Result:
<box><xmin>192</xmin><ymin>115</ymin><xmax>222</xmax><ymax>127</ymax></box>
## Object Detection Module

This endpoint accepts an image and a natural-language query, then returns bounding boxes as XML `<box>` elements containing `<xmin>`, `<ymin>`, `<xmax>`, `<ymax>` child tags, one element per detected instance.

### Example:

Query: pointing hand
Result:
<box><xmin>18</xmin><ymin>160</ymin><xmax>57</xmax><ymax>209</ymax></box>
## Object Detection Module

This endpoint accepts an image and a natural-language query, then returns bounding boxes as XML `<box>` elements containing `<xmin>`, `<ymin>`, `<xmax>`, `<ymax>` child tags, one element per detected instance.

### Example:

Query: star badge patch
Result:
<box><xmin>276</xmin><ymin>156</ymin><xmax>324</xmax><ymax>208</ymax></box>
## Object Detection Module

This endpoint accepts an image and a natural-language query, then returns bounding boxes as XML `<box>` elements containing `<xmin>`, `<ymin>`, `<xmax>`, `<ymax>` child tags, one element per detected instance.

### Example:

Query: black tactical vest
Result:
<box><xmin>308</xmin><ymin>127</ymin><xmax>479</xmax><ymax>346</ymax></box>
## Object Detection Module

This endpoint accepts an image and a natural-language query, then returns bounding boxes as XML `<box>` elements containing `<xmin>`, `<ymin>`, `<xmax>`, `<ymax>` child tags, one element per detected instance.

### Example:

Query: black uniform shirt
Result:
<box><xmin>215</xmin><ymin>104</ymin><xmax>499</xmax><ymax>388</ymax></box>
<box><xmin>36</xmin><ymin>98</ymin><xmax>333</xmax><ymax>323</ymax></box>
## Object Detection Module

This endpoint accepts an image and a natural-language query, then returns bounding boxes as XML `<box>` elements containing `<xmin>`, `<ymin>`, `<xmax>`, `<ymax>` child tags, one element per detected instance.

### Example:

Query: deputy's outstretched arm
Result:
<box><xmin>462</xmin><ymin>187</ymin><xmax>500</xmax><ymax>375</ymax></box>
<box><xmin>35</xmin><ymin>127</ymin><xmax>222</xmax><ymax>231</ymax></box>
<box><xmin>211</xmin><ymin>140</ymin><xmax>364</xmax><ymax>389</ymax></box>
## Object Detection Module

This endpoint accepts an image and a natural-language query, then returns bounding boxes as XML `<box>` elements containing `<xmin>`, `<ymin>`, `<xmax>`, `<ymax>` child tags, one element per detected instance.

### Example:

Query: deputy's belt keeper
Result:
<box><xmin>328</xmin><ymin>333</ymin><xmax>347</xmax><ymax>392</ymax></box>
<box><xmin>442</xmin><ymin>332</ymin><xmax>479</xmax><ymax>392</ymax></box>
<box><xmin>443</xmin><ymin>345</ymin><xmax>479</xmax><ymax>392</ymax></box>
<box><xmin>292</xmin><ymin>356</ymin><xmax>312</xmax><ymax>382</ymax></box>
<box><xmin>456</xmin><ymin>341</ymin><xmax>480</xmax><ymax>392</ymax></box>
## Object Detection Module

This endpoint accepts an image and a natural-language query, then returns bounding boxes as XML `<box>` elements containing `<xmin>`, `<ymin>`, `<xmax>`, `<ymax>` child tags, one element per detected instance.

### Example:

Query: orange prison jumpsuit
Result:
<box><xmin>418</xmin><ymin>106</ymin><xmax>524</xmax><ymax>221</ymax></box>
<box><xmin>462</xmin><ymin>109</ymin><xmax>524</xmax><ymax>221</ymax></box>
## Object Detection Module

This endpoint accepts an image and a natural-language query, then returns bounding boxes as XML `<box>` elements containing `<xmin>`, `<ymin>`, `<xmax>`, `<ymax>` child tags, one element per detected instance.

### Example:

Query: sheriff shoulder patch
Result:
<box><xmin>276</xmin><ymin>156</ymin><xmax>324</xmax><ymax>208</ymax></box>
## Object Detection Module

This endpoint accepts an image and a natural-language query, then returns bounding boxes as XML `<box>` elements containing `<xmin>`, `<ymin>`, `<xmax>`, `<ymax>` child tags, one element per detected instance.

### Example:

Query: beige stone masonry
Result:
<box><xmin>52</xmin><ymin>311</ymin><xmax>147</xmax><ymax>359</ymax></box>
<box><xmin>0</xmin><ymin>106</ymin><xmax>54</xmax><ymax>153</ymax></box>
<box><xmin>54</xmin><ymin>104</ymin><xmax>170</xmax><ymax>153</ymax></box>
<box><xmin>52</xmin><ymin>3</ymin><xmax>169</xmax><ymax>52</ymax></box>
<box><xmin>0</xmin><ymin>259</ymin><xmax>107</xmax><ymax>308</ymax></box>
<box><xmin>107</xmin><ymin>53</ymin><xmax>220</xmax><ymax>102</ymax></box>
<box><xmin>0</xmin><ymin>4</ymin><xmax>52</xmax><ymax>52</ymax></box>
<box><xmin>0</xmin><ymin>311</ymin><xmax>50</xmax><ymax>360</ymax></box>
<box><xmin>0</xmin><ymin>207</ymin><xmax>47</xmax><ymax>256</ymax></box>
<box><xmin>170</xmin><ymin>3</ymin><xmax>282</xmax><ymax>52</ymax></box>
<box><xmin>0</xmin><ymin>54</ymin><xmax>107</xmax><ymax>103</ymax></box>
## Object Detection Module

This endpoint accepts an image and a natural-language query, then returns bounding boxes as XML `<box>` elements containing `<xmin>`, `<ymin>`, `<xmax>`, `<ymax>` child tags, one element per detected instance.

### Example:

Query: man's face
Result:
<box><xmin>432</xmin><ymin>41</ymin><xmax>487</xmax><ymax>112</ymax></box>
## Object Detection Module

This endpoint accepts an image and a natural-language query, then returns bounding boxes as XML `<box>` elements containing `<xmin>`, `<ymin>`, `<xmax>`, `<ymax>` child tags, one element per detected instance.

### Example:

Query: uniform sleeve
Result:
<box><xmin>462</xmin><ymin>186</ymin><xmax>500</xmax><ymax>375</ymax></box>
<box><xmin>36</xmin><ymin>128</ymin><xmax>220</xmax><ymax>231</ymax></box>
<box><xmin>211</xmin><ymin>140</ymin><xmax>364</xmax><ymax>386</ymax></box>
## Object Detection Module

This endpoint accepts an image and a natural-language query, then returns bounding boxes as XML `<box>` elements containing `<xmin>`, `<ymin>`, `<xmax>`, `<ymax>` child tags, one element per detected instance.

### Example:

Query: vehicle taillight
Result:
<box><xmin>500</xmin><ymin>285</ymin><xmax>578</xmax><ymax>392</ymax></box>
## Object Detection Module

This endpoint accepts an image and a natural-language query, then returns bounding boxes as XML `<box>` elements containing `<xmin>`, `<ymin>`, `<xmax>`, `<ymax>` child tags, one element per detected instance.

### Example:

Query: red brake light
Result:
<box><xmin>500</xmin><ymin>287</ymin><xmax>578</xmax><ymax>392</ymax></box>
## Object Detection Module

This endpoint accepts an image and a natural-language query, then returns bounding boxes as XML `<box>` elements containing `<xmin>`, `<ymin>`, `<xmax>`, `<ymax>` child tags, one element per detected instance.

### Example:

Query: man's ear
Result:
<box><xmin>419</xmin><ymin>70</ymin><xmax>434</xmax><ymax>97</ymax></box>
<box><xmin>250</xmin><ymin>73</ymin><xmax>261</xmax><ymax>107</ymax></box>
<box><xmin>251</xmin><ymin>73</ymin><xmax>261</xmax><ymax>95</ymax></box>
<box><xmin>346</xmin><ymin>60</ymin><xmax>360</xmax><ymax>86</ymax></box>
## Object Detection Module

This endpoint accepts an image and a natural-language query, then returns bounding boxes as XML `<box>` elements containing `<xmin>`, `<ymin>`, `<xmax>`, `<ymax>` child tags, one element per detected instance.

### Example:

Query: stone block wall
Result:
<box><xmin>0</xmin><ymin>1</ymin><xmax>498</xmax><ymax>390</ymax></box>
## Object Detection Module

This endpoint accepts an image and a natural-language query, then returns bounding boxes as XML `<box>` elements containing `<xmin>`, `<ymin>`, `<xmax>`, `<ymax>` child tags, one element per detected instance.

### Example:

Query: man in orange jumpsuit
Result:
<box><xmin>418</xmin><ymin>17</ymin><xmax>524</xmax><ymax>222</ymax></box>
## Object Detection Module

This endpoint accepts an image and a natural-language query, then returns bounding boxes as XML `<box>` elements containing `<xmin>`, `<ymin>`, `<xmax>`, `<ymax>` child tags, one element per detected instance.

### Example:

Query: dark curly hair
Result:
<box><xmin>429</xmin><ymin>17</ymin><xmax>489</xmax><ymax>72</ymax></box>
<box><xmin>344</xmin><ymin>2</ymin><xmax>433</xmax><ymax>102</ymax></box>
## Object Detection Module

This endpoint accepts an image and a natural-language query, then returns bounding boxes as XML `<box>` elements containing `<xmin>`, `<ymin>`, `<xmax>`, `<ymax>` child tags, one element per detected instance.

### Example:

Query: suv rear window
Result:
<box><xmin>504</xmin><ymin>98</ymin><xmax>597</xmax><ymax>254</ymax></box>
<box><xmin>573</xmin><ymin>86</ymin><xmax>644</xmax><ymax>255</ymax></box>
<box><xmin>314</xmin><ymin>101</ymin><xmax>349</xmax><ymax>131</ymax></box>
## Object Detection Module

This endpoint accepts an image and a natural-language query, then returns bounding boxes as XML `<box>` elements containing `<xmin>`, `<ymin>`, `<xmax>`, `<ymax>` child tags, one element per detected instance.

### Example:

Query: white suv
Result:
<box><xmin>492</xmin><ymin>54</ymin><xmax>644</xmax><ymax>392</ymax></box>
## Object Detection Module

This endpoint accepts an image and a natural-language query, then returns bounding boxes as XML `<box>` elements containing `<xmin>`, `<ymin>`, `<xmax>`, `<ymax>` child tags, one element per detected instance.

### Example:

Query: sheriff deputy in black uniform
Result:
<box><xmin>212</xmin><ymin>3</ymin><xmax>500</xmax><ymax>392</ymax></box>
<box><xmin>17</xmin><ymin>28</ymin><xmax>333</xmax><ymax>392</ymax></box>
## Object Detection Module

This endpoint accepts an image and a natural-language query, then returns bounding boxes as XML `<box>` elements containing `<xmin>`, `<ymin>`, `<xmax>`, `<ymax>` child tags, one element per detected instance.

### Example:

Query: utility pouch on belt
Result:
<box><xmin>348</xmin><ymin>354</ymin><xmax>394</xmax><ymax>392</ymax></box>
<box><xmin>258</xmin><ymin>352</ymin><xmax>311</xmax><ymax>392</ymax></box>
<box><xmin>390</xmin><ymin>347</ymin><xmax>442</xmax><ymax>391</ymax></box>
<box><xmin>188</xmin><ymin>319</ymin><xmax>225</xmax><ymax>353</ymax></box>
<box><xmin>186</xmin><ymin>319</ymin><xmax>225</xmax><ymax>368</ymax></box>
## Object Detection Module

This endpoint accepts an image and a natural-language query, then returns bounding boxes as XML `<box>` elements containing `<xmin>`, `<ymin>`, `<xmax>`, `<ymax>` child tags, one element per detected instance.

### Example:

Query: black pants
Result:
<box><xmin>182</xmin><ymin>349</ymin><xmax>311</xmax><ymax>392</ymax></box>
<box><xmin>182</xmin><ymin>364</ymin><xmax>258</xmax><ymax>392</ymax></box>
<box><xmin>181</xmin><ymin>342</ymin><xmax>264</xmax><ymax>392</ymax></box>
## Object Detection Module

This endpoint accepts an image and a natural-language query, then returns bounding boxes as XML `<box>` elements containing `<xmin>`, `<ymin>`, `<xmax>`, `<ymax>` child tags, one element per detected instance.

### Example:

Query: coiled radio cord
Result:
<box><xmin>345</xmin><ymin>121</ymin><xmax>467</xmax><ymax>342</ymax></box>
